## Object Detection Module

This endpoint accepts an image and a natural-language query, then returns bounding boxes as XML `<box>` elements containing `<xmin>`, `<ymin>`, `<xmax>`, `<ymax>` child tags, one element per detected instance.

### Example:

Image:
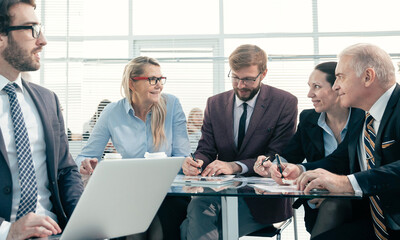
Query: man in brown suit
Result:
<box><xmin>181</xmin><ymin>44</ymin><xmax>298</xmax><ymax>239</ymax></box>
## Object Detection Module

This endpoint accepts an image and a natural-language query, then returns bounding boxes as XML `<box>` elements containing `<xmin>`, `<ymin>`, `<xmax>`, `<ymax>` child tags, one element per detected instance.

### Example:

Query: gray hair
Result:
<box><xmin>338</xmin><ymin>43</ymin><xmax>396</xmax><ymax>87</ymax></box>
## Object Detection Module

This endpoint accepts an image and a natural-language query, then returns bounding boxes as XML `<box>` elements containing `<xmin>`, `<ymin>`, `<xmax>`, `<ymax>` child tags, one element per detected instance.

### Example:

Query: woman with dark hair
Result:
<box><xmin>254</xmin><ymin>62</ymin><xmax>364</xmax><ymax>238</ymax></box>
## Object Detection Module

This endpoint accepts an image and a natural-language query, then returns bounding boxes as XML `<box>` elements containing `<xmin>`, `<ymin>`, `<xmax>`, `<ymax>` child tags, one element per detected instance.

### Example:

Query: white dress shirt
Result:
<box><xmin>348</xmin><ymin>84</ymin><xmax>396</xmax><ymax>195</ymax></box>
<box><xmin>0</xmin><ymin>75</ymin><xmax>57</xmax><ymax>239</ymax></box>
<box><xmin>233</xmin><ymin>90</ymin><xmax>260</xmax><ymax>174</ymax></box>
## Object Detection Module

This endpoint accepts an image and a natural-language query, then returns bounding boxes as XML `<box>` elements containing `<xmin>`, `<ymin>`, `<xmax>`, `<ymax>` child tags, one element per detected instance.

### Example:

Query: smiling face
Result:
<box><xmin>1</xmin><ymin>3</ymin><xmax>47</xmax><ymax>73</ymax></box>
<box><xmin>333</xmin><ymin>55</ymin><xmax>365</xmax><ymax>109</ymax></box>
<box><xmin>307</xmin><ymin>69</ymin><xmax>339</xmax><ymax>113</ymax></box>
<box><xmin>231</xmin><ymin>65</ymin><xmax>265</xmax><ymax>101</ymax></box>
<box><xmin>130</xmin><ymin>64</ymin><xmax>164</xmax><ymax>106</ymax></box>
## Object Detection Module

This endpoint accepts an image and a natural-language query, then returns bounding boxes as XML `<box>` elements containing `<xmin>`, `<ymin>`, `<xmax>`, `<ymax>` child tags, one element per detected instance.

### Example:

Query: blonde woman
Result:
<box><xmin>76</xmin><ymin>56</ymin><xmax>190</xmax><ymax>239</ymax></box>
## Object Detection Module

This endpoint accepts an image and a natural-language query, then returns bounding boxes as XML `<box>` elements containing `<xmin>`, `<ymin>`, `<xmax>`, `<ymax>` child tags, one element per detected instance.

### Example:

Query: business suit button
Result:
<box><xmin>3</xmin><ymin>186</ymin><xmax>11</xmax><ymax>194</ymax></box>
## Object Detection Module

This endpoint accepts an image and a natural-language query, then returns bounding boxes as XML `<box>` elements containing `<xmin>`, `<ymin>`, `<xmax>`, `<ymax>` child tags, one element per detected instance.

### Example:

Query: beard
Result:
<box><xmin>234</xmin><ymin>82</ymin><xmax>261</xmax><ymax>101</ymax></box>
<box><xmin>2</xmin><ymin>35</ymin><xmax>41</xmax><ymax>72</ymax></box>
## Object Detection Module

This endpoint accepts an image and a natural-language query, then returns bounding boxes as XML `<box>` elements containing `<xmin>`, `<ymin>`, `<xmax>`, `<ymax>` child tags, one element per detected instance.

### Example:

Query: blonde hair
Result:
<box><xmin>121</xmin><ymin>56</ymin><xmax>167</xmax><ymax>150</ymax></box>
<box><xmin>339</xmin><ymin>43</ymin><xmax>396</xmax><ymax>88</ymax></box>
<box><xmin>229</xmin><ymin>44</ymin><xmax>267</xmax><ymax>72</ymax></box>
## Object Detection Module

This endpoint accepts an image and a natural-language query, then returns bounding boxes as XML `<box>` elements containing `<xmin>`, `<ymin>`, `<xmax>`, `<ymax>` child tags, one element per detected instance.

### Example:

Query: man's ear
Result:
<box><xmin>260</xmin><ymin>68</ymin><xmax>268</xmax><ymax>81</ymax></box>
<box><xmin>0</xmin><ymin>34</ymin><xmax>7</xmax><ymax>48</ymax></box>
<box><xmin>364</xmin><ymin>68</ymin><xmax>376</xmax><ymax>87</ymax></box>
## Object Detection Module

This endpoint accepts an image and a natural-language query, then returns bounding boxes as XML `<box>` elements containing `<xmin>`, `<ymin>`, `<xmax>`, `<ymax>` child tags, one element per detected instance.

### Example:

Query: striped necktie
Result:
<box><xmin>364</xmin><ymin>113</ymin><xmax>389</xmax><ymax>240</ymax></box>
<box><xmin>3</xmin><ymin>83</ymin><xmax>38</xmax><ymax>220</ymax></box>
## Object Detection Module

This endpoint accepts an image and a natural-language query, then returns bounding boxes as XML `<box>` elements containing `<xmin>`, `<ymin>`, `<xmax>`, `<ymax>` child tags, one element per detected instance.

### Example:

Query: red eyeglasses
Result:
<box><xmin>131</xmin><ymin>77</ymin><xmax>167</xmax><ymax>85</ymax></box>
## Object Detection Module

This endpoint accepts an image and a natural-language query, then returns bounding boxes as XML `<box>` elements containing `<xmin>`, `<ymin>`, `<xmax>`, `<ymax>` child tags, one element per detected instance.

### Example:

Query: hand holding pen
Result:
<box><xmin>275</xmin><ymin>154</ymin><xmax>284</xmax><ymax>179</ymax></box>
<box><xmin>270</xmin><ymin>154</ymin><xmax>299</xmax><ymax>185</ymax></box>
<box><xmin>182</xmin><ymin>153</ymin><xmax>203</xmax><ymax>176</ymax></box>
<box><xmin>254</xmin><ymin>155</ymin><xmax>272</xmax><ymax>177</ymax></box>
<box><xmin>191</xmin><ymin>153</ymin><xmax>203</xmax><ymax>174</ymax></box>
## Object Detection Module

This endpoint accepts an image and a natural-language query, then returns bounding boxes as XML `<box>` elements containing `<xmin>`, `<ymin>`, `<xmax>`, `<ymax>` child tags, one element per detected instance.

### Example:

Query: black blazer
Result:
<box><xmin>304</xmin><ymin>84</ymin><xmax>400</xmax><ymax>231</ymax></box>
<box><xmin>283</xmin><ymin>108</ymin><xmax>364</xmax><ymax>164</ymax></box>
<box><xmin>284</xmin><ymin>108</ymin><xmax>364</xmax><ymax>232</ymax></box>
<box><xmin>0</xmin><ymin>80</ymin><xmax>84</xmax><ymax>229</ymax></box>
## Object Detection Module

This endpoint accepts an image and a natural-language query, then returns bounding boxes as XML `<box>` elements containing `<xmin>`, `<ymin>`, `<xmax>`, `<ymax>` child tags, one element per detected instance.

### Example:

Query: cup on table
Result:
<box><xmin>144</xmin><ymin>152</ymin><xmax>167</xmax><ymax>159</ymax></box>
<box><xmin>104</xmin><ymin>153</ymin><xmax>122</xmax><ymax>160</ymax></box>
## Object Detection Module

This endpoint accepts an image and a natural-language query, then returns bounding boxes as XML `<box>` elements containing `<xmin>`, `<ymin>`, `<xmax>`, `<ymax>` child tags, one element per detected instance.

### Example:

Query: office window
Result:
<box><xmin>83</xmin><ymin>0</ymin><xmax>128</xmax><ymax>36</ymax></box>
<box><xmin>318</xmin><ymin>0</ymin><xmax>400</xmax><ymax>32</ymax></box>
<box><xmin>224</xmin><ymin>0</ymin><xmax>312</xmax><ymax>34</ymax></box>
<box><xmin>225</xmin><ymin>38</ymin><xmax>314</xmax><ymax>56</ymax></box>
<box><xmin>132</xmin><ymin>0</ymin><xmax>219</xmax><ymax>35</ymax></box>
<box><xmin>30</xmin><ymin>0</ymin><xmax>400</xmax><ymax>159</ymax></box>
<box><xmin>319</xmin><ymin>37</ymin><xmax>400</xmax><ymax>55</ymax></box>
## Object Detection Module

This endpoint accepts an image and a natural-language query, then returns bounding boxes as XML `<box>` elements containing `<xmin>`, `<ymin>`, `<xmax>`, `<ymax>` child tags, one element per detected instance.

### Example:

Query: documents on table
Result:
<box><xmin>173</xmin><ymin>174</ymin><xmax>235</xmax><ymax>186</ymax></box>
<box><xmin>240</xmin><ymin>176</ymin><xmax>302</xmax><ymax>193</ymax></box>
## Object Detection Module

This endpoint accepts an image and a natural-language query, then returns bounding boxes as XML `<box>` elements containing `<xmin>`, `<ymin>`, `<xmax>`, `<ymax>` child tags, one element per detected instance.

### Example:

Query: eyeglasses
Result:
<box><xmin>131</xmin><ymin>76</ymin><xmax>167</xmax><ymax>85</ymax></box>
<box><xmin>6</xmin><ymin>24</ymin><xmax>43</xmax><ymax>39</ymax></box>
<box><xmin>228</xmin><ymin>70</ymin><xmax>262</xmax><ymax>85</ymax></box>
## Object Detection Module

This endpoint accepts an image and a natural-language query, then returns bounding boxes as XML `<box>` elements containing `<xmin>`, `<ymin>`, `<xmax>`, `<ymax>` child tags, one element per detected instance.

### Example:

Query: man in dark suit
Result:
<box><xmin>181</xmin><ymin>44</ymin><xmax>298</xmax><ymax>239</ymax></box>
<box><xmin>272</xmin><ymin>43</ymin><xmax>400</xmax><ymax>240</ymax></box>
<box><xmin>0</xmin><ymin>1</ymin><xmax>83</xmax><ymax>239</ymax></box>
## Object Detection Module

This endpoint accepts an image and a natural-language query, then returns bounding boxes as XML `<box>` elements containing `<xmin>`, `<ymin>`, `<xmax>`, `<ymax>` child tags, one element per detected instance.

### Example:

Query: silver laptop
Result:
<box><xmin>44</xmin><ymin>157</ymin><xmax>184</xmax><ymax>240</ymax></box>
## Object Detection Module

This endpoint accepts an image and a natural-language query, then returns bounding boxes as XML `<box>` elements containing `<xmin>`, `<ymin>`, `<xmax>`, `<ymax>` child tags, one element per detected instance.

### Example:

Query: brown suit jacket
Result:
<box><xmin>195</xmin><ymin>83</ymin><xmax>297</xmax><ymax>224</ymax></box>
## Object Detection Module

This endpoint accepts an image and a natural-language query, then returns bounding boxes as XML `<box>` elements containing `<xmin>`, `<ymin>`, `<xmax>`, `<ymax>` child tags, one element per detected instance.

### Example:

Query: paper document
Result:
<box><xmin>248</xmin><ymin>177</ymin><xmax>302</xmax><ymax>193</ymax></box>
<box><xmin>173</xmin><ymin>174</ymin><xmax>235</xmax><ymax>186</ymax></box>
<box><xmin>250</xmin><ymin>183</ymin><xmax>301</xmax><ymax>193</ymax></box>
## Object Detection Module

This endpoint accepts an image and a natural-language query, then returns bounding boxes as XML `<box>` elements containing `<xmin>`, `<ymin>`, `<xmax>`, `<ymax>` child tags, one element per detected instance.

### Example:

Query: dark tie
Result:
<box><xmin>3</xmin><ymin>83</ymin><xmax>38</xmax><ymax>220</ymax></box>
<box><xmin>237</xmin><ymin>103</ymin><xmax>247</xmax><ymax>149</ymax></box>
<box><xmin>364</xmin><ymin>113</ymin><xmax>389</xmax><ymax>239</ymax></box>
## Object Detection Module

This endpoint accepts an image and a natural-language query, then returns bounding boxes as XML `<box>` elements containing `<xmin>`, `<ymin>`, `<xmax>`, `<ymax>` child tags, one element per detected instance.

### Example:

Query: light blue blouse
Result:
<box><xmin>317</xmin><ymin>108</ymin><xmax>351</xmax><ymax>156</ymax></box>
<box><xmin>75</xmin><ymin>93</ymin><xmax>190</xmax><ymax>166</ymax></box>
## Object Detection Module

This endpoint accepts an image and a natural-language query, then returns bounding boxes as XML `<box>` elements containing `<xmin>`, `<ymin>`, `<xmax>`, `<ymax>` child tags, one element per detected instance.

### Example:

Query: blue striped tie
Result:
<box><xmin>364</xmin><ymin>113</ymin><xmax>389</xmax><ymax>240</ymax></box>
<box><xmin>3</xmin><ymin>83</ymin><xmax>38</xmax><ymax>220</ymax></box>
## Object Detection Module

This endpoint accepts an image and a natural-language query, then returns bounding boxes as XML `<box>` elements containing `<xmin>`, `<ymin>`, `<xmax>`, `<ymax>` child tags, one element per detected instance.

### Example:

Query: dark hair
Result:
<box><xmin>314</xmin><ymin>61</ymin><xmax>337</xmax><ymax>86</ymax></box>
<box><xmin>0</xmin><ymin>0</ymin><xmax>36</xmax><ymax>35</ymax></box>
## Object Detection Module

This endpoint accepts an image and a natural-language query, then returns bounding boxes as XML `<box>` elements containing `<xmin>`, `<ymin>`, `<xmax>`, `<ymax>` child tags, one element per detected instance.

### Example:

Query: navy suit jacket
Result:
<box><xmin>304</xmin><ymin>84</ymin><xmax>400</xmax><ymax>231</ymax></box>
<box><xmin>195</xmin><ymin>84</ymin><xmax>298</xmax><ymax>224</ymax></box>
<box><xmin>284</xmin><ymin>108</ymin><xmax>364</xmax><ymax>232</ymax></box>
<box><xmin>0</xmin><ymin>80</ymin><xmax>83</xmax><ymax>229</ymax></box>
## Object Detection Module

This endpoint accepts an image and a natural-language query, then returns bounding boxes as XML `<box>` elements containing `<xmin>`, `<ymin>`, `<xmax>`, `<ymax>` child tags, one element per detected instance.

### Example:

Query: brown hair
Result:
<box><xmin>229</xmin><ymin>44</ymin><xmax>267</xmax><ymax>72</ymax></box>
<box><xmin>0</xmin><ymin>0</ymin><xmax>36</xmax><ymax>35</ymax></box>
<box><xmin>121</xmin><ymin>56</ymin><xmax>167</xmax><ymax>150</ymax></box>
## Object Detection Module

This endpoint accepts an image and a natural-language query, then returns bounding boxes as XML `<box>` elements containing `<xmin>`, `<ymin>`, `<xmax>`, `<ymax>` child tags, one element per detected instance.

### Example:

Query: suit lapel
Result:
<box><xmin>22</xmin><ymin>80</ymin><xmax>57</xmax><ymax>180</ymax></box>
<box><xmin>239</xmin><ymin>85</ymin><xmax>269</xmax><ymax>153</ymax></box>
<box><xmin>0</xmin><ymin>129</ymin><xmax>10</xmax><ymax>167</ymax></box>
<box><xmin>306</xmin><ymin>112</ymin><xmax>325</xmax><ymax>157</ymax></box>
<box><xmin>224</xmin><ymin>91</ymin><xmax>237</xmax><ymax>153</ymax></box>
<box><xmin>349</xmin><ymin>117</ymin><xmax>364</xmax><ymax>173</ymax></box>
<box><xmin>374</xmin><ymin>84</ymin><xmax>400</xmax><ymax>166</ymax></box>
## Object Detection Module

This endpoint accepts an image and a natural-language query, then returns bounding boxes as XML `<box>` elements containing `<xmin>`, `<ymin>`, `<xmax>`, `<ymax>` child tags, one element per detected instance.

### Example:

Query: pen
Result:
<box><xmin>261</xmin><ymin>156</ymin><xmax>270</xmax><ymax>166</ymax></box>
<box><xmin>191</xmin><ymin>153</ymin><xmax>202</xmax><ymax>173</ymax></box>
<box><xmin>275</xmin><ymin>154</ymin><xmax>284</xmax><ymax>179</ymax></box>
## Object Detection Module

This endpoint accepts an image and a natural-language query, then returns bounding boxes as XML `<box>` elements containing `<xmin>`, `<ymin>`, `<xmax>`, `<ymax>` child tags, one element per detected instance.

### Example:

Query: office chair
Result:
<box><xmin>245</xmin><ymin>217</ymin><xmax>293</xmax><ymax>240</ymax></box>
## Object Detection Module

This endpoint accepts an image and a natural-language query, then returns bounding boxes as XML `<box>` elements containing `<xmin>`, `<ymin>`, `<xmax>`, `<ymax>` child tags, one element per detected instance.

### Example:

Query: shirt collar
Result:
<box><xmin>234</xmin><ymin>89</ymin><xmax>260</xmax><ymax>109</ymax></box>
<box><xmin>123</xmin><ymin>98</ymin><xmax>153</xmax><ymax>118</ymax></box>
<box><xmin>368</xmin><ymin>84</ymin><xmax>396</xmax><ymax>122</ymax></box>
<box><xmin>123</xmin><ymin>98</ymin><xmax>133</xmax><ymax>114</ymax></box>
<box><xmin>0</xmin><ymin>74</ymin><xmax>23</xmax><ymax>93</ymax></box>
<box><xmin>317</xmin><ymin>108</ymin><xmax>352</xmax><ymax>136</ymax></box>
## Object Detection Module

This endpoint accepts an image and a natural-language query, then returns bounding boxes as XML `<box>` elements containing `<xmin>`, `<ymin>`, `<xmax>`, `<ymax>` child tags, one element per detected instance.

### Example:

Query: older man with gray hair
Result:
<box><xmin>272</xmin><ymin>43</ymin><xmax>400</xmax><ymax>239</ymax></box>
